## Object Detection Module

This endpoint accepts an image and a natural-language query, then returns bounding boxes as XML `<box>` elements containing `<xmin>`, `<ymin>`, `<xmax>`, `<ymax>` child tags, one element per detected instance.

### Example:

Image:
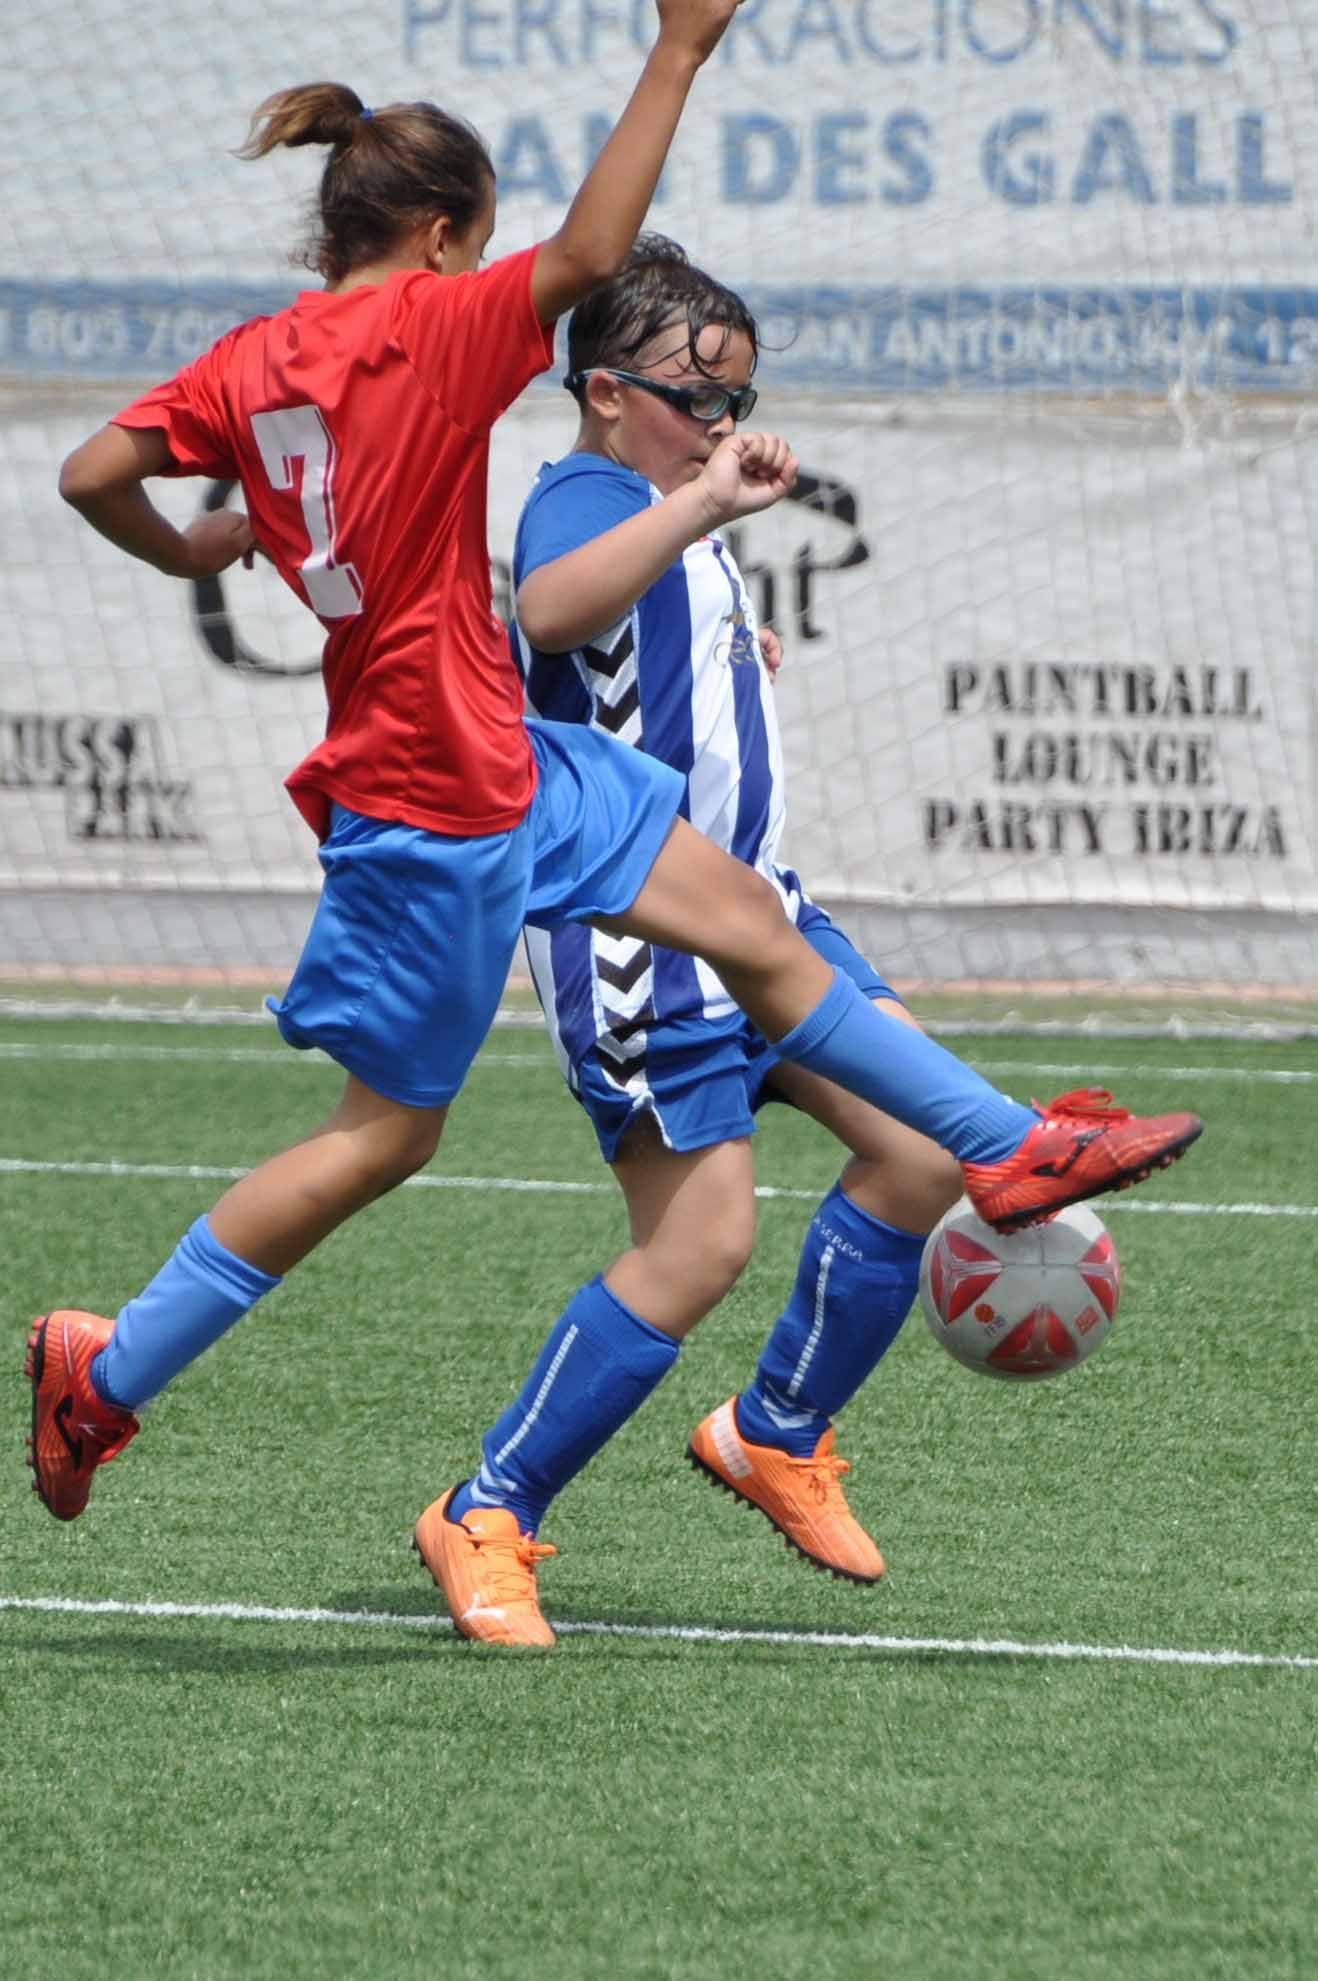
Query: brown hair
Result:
<box><xmin>239</xmin><ymin>81</ymin><xmax>493</xmax><ymax>284</ymax></box>
<box><xmin>566</xmin><ymin>234</ymin><xmax>759</xmax><ymax>390</ymax></box>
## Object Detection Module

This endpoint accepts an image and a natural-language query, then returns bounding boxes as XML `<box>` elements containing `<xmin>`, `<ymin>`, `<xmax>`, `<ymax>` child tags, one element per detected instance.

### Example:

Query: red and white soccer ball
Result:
<box><xmin>919</xmin><ymin>1198</ymin><xmax>1122</xmax><ymax>1380</ymax></box>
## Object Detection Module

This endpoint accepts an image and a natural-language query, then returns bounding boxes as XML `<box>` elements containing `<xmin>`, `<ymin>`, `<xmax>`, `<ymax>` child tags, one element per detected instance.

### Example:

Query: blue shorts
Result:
<box><xmin>573</xmin><ymin>900</ymin><xmax>900</xmax><ymax>1162</ymax></box>
<box><xmin>268</xmin><ymin>720</ymin><xmax>683</xmax><ymax>1106</ymax></box>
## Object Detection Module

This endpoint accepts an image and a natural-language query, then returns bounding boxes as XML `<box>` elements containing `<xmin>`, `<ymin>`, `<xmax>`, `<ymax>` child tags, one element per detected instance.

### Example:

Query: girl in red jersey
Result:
<box><xmin>28</xmin><ymin>5</ymin><xmax>1201</xmax><ymax>1562</ymax></box>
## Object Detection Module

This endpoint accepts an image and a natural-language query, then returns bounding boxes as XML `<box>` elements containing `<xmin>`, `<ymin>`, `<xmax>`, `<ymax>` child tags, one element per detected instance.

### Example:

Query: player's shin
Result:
<box><xmin>737</xmin><ymin>1182</ymin><xmax>924</xmax><ymax>1455</ymax></box>
<box><xmin>768</xmin><ymin>969</ymin><xmax>1037</xmax><ymax>1164</ymax></box>
<box><xmin>92</xmin><ymin>1215</ymin><xmax>282</xmax><ymax>1410</ymax></box>
<box><xmin>449</xmin><ymin>1275</ymin><xmax>679</xmax><ymax>1535</ymax></box>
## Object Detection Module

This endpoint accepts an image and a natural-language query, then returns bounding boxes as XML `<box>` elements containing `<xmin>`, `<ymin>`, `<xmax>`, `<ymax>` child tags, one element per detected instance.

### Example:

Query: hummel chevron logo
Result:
<box><xmin>595</xmin><ymin>946</ymin><xmax>652</xmax><ymax>996</ymax></box>
<box><xmin>582</xmin><ymin>624</ymin><xmax>634</xmax><ymax>678</ymax></box>
<box><xmin>596</xmin><ymin>680</ymin><xmax>640</xmax><ymax>734</ymax></box>
<box><xmin>1030</xmin><ymin>1128</ymin><xmax>1104</xmax><ymax>1178</ymax></box>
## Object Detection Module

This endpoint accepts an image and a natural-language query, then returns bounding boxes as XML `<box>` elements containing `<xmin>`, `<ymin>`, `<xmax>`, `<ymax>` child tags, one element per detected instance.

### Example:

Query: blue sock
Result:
<box><xmin>449</xmin><ymin>1276</ymin><xmax>679</xmax><ymax>1536</ymax></box>
<box><xmin>774</xmin><ymin>971</ymin><xmax>1036</xmax><ymax>1162</ymax></box>
<box><xmin>91</xmin><ymin>1215</ymin><xmax>282</xmax><ymax>1410</ymax></box>
<box><xmin>737</xmin><ymin>1182</ymin><xmax>924</xmax><ymax>1458</ymax></box>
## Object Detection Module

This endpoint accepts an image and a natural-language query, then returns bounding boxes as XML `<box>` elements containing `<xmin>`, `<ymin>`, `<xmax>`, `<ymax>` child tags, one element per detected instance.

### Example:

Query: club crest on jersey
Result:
<box><xmin>715</xmin><ymin>600</ymin><xmax>761</xmax><ymax>669</ymax></box>
<box><xmin>711</xmin><ymin>540</ymin><xmax>760</xmax><ymax>668</ymax></box>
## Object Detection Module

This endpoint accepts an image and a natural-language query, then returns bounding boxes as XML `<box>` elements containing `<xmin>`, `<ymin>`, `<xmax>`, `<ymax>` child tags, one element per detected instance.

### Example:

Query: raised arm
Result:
<box><xmin>518</xmin><ymin>432</ymin><xmax>797</xmax><ymax>653</ymax></box>
<box><xmin>530</xmin><ymin>0</ymin><xmax>743</xmax><ymax>326</ymax></box>
<box><xmin>59</xmin><ymin>424</ymin><xmax>255</xmax><ymax>578</ymax></box>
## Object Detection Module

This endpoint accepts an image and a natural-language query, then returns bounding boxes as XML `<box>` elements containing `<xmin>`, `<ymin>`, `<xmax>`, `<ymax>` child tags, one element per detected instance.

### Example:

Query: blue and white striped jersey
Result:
<box><xmin>512</xmin><ymin>452</ymin><xmax>802</xmax><ymax>1087</ymax></box>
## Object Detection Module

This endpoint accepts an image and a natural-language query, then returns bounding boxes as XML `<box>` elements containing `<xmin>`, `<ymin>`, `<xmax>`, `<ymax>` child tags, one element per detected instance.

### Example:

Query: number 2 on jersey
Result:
<box><xmin>250</xmin><ymin>405</ymin><xmax>364</xmax><ymax>619</ymax></box>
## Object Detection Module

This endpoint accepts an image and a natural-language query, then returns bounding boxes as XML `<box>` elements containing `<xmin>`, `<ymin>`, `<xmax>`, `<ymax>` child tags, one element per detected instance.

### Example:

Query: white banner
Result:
<box><xmin>4</xmin><ymin>3</ymin><xmax>1315</xmax><ymax>945</ymax></box>
<box><xmin>2</xmin><ymin>400</ymin><xmax>1313</xmax><ymax>914</ymax></box>
<box><xmin>5</xmin><ymin>3</ymin><xmax>1318</xmax><ymax>390</ymax></box>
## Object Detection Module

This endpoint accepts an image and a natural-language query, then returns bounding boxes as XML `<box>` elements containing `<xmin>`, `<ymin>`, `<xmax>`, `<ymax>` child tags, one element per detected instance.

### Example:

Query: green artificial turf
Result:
<box><xmin>2</xmin><ymin>1014</ymin><xmax>1314</xmax><ymax>1979</ymax></box>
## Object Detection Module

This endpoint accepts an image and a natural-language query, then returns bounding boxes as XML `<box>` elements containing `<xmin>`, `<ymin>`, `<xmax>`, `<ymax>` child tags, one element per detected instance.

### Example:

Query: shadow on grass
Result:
<box><xmin>5</xmin><ymin>1611</ymin><xmax>1170</xmax><ymax>1676</ymax></box>
<box><xmin>2</xmin><ymin>1625</ymin><xmax>455</xmax><ymax>1676</ymax></box>
<box><xmin>334</xmin><ymin>1584</ymin><xmax>453</xmax><ymax>1619</ymax></box>
<box><xmin>4</xmin><ymin>1590</ymin><xmax>1150</xmax><ymax>1675</ymax></box>
<box><xmin>328</xmin><ymin>1586</ymin><xmax>1005</xmax><ymax>1666</ymax></box>
<box><xmin>336</xmin><ymin>1582</ymin><xmax>891</xmax><ymax>1637</ymax></box>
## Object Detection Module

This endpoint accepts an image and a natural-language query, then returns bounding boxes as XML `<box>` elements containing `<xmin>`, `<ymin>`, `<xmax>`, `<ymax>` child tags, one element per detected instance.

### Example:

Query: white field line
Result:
<box><xmin>0</xmin><ymin>999</ymin><xmax>547</xmax><ymax>1030</ymax></box>
<box><xmin>0</xmin><ymin>1038</ymin><xmax>1315</xmax><ymax>1083</ymax></box>
<box><xmin>0</xmin><ymin>1154</ymin><xmax>1315</xmax><ymax>1218</ymax></box>
<box><xmin>974</xmin><ymin>1060</ymin><xmax>1317</xmax><ymax>1085</ymax></box>
<box><xmin>3</xmin><ymin>997</ymin><xmax>1316</xmax><ymax>1046</ymax></box>
<box><xmin>0</xmin><ymin>1042</ymin><xmax>542</xmax><ymax>1067</ymax></box>
<box><xmin>1</xmin><ymin>1594</ymin><xmax>1312</xmax><ymax>1670</ymax></box>
<box><xmin>0</xmin><ymin>1157</ymin><xmax>607</xmax><ymax>1196</ymax></box>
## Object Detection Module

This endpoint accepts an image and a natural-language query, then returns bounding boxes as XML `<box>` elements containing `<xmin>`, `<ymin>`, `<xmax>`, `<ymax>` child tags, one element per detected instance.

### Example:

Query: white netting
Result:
<box><xmin>3</xmin><ymin>1</ymin><xmax>1316</xmax><ymax>1012</ymax></box>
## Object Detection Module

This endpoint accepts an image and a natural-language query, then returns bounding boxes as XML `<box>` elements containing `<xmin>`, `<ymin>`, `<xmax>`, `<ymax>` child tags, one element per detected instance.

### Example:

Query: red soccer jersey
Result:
<box><xmin>113</xmin><ymin>246</ymin><xmax>553</xmax><ymax>840</ymax></box>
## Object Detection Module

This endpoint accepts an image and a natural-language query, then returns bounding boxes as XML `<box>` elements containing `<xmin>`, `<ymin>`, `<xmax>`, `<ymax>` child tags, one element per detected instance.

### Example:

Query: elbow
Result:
<box><xmin>515</xmin><ymin>584</ymin><xmax>574</xmax><ymax>655</ymax></box>
<box><xmin>583</xmin><ymin>243</ymin><xmax>629</xmax><ymax>287</ymax></box>
<box><xmin>517</xmin><ymin>610</ymin><xmax>574</xmax><ymax>655</ymax></box>
<box><xmin>554</xmin><ymin>235</ymin><xmax>627</xmax><ymax>294</ymax></box>
<box><xmin>58</xmin><ymin>447</ymin><xmax>102</xmax><ymax>512</ymax></box>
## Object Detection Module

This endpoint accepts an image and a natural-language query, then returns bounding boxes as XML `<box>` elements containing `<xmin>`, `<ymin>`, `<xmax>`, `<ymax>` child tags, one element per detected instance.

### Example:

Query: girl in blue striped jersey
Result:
<box><xmin>422</xmin><ymin>238</ymin><xmax>968</xmax><ymax>1625</ymax></box>
<box><xmin>416</xmin><ymin>238</ymin><xmax>1199</xmax><ymax>1644</ymax></box>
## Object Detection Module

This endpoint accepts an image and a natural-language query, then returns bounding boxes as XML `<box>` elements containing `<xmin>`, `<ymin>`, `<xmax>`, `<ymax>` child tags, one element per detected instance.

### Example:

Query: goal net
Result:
<box><xmin>4</xmin><ymin>1</ymin><xmax>1316</xmax><ymax>1028</ymax></box>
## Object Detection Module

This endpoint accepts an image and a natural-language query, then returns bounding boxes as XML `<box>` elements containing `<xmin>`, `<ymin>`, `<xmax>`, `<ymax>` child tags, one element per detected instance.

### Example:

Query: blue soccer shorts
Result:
<box><xmin>571</xmin><ymin>898</ymin><xmax>901</xmax><ymax>1162</ymax></box>
<box><xmin>267</xmin><ymin>720</ymin><xmax>683</xmax><ymax>1107</ymax></box>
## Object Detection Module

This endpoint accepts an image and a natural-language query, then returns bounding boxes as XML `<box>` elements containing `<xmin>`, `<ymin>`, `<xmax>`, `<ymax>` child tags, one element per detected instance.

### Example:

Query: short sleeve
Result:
<box><xmin>112</xmin><ymin>336</ymin><xmax>240</xmax><ymax>479</ymax></box>
<box><xmin>514</xmin><ymin>462</ymin><xmax>653</xmax><ymax>587</ymax></box>
<box><xmin>391</xmin><ymin>247</ymin><xmax>555</xmax><ymax>433</ymax></box>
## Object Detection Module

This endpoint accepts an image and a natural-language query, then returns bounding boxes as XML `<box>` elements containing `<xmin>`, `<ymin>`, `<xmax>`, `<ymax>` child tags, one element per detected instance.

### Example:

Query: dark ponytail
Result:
<box><xmin>239</xmin><ymin>82</ymin><xmax>494</xmax><ymax>284</ymax></box>
<box><xmin>239</xmin><ymin>80</ymin><xmax>367</xmax><ymax>157</ymax></box>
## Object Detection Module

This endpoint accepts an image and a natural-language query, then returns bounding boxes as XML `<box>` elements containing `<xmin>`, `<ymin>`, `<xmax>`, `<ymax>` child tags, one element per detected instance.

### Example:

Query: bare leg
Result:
<box><xmin>598</xmin><ymin>818</ymin><xmax>1042</xmax><ymax>1170</ymax></box>
<box><xmin>208</xmin><ymin>1075</ymin><xmax>448</xmax><ymax>1274</ymax></box>
<box><xmin>596</xmin><ymin>817</ymin><xmax>831</xmax><ymax>1042</ymax></box>
<box><xmin>605</xmin><ymin>1117</ymin><xmax>756</xmax><ymax>1338</ymax></box>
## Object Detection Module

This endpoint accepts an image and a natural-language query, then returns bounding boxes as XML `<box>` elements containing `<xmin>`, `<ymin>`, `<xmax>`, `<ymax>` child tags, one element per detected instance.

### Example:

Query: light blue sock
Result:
<box><xmin>449</xmin><ymin>1276</ymin><xmax>679</xmax><ymax>1536</ymax></box>
<box><xmin>774</xmin><ymin>971</ymin><xmax>1036</xmax><ymax>1162</ymax></box>
<box><xmin>737</xmin><ymin>1182</ymin><xmax>924</xmax><ymax>1457</ymax></box>
<box><xmin>91</xmin><ymin>1215</ymin><xmax>282</xmax><ymax>1410</ymax></box>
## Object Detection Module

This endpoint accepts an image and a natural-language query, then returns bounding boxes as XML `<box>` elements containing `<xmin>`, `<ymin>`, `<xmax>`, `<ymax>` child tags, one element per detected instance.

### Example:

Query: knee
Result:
<box><xmin>353</xmin><ymin>1111</ymin><xmax>444</xmax><ymax>1193</ymax></box>
<box><xmin>701</xmin><ymin>1203</ymin><xmax>757</xmax><ymax>1300</ymax></box>
<box><xmin>392</xmin><ymin>1111</ymin><xmax>445</xmax><ymax>1177</ymax></box>
<box><xmin>922</xmin><ymin>1147</ymin><xmax>965</xmax><ymax>1222</ymax></box>
<box><xmin>721</xmin><ymin>863</ymin><xmax>792</xmax><ymax>952</ymax></box>
<box><xmin>844</xmin><ymin>1142</ymin><xmax>963</xmax><ymax>1236</ymax></box>
<box><xmin>651</xmin><ymin>1203</ymin><xmax>756</xmax><ymax>1314</ymax></box>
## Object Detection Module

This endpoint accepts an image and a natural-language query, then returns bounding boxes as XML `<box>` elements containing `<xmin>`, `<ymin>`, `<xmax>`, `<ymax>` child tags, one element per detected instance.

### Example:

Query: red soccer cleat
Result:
<box><xmin>25</xmin><ymin>1311</ymin><xmax>139</xmax><ymax>1521</ymax></box>
<box><xmin>961</xmin><ymin>1087</ymin><xmax>1203</xmax><ymax>1234</ymax></box>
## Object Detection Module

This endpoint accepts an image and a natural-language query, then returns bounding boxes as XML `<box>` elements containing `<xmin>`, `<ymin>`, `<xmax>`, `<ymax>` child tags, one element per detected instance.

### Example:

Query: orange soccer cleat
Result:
<box><xmin>413</xmin><ymin>1488</ymin><xmax>558</xmax><ymax>1649</ymax></box>
<box><xmin>961</xmin><ymin>1087</ymin><xmax>1203</xmax><ymax>1234</ymax></box>
<box><xmin>687</xmin><ymin>1398</ymin><xmax>885</xmax><ymax>1585</ymax></box>
<box><xmin>25</xmin><ymin>1311</ymin><xmax>140</xmax><ymax>1521</ymax></box>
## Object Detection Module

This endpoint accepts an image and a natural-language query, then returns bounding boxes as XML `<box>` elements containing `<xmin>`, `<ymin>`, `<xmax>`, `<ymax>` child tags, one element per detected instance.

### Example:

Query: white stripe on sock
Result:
<box><xmin>490</xmin><ymin>1323</ymin><xmax>579</xmax><ymax>1472</ymax></box>
<box><xmin>787</xmin><ymin>1243</ymin><xmax>834</xmax><ymax>1401</ymax></box>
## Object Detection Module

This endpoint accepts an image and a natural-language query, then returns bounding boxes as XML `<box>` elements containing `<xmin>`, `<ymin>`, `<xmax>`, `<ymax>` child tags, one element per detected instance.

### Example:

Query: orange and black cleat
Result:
<box><xmin>961</xmin><ymin>1086</ymin><xmax>1203</xmax><ymax>1234</ymax></box>
<box><xmin>688</xmin><ymin>1398</ymin><xmax>886</xmax><ymax>1585</ymax></box>
<box><xmin>413</xmin><ymin>1487</ymin><xmax>558</xmax><ymax>1649</ymax></box>
<box><xmin>25</xmin><ymin>1311</ymin><xmax>139</xmax><ymax>1521</ymax></box>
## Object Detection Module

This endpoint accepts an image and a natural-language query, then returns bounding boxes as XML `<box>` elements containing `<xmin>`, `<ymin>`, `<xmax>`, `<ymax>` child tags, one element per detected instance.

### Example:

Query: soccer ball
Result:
<box><xmin>918</xmin><ymin>1198</ymin><xmax>1122</xmax><ymax>1381</ymax></box>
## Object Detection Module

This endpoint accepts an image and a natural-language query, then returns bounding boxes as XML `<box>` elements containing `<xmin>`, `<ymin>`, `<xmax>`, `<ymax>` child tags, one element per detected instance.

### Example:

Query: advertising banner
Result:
<box><xmin>7</xmin><ymin>1</ymin><xmax>1318</xmax><ymax>388</ymax></box>
<box><xmin>3</xmin><ymin>4</ymin><xmax>1315</xmax><ymax>940</ymax></box>
<box><xmin>2</xmin><ymin>401</ymin><xmax>1312</xmax><ymax>916</ymax></box>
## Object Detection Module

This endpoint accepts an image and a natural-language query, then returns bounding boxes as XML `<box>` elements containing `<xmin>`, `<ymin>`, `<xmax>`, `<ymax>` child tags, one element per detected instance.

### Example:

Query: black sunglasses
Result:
<box><xmin>566</xmin><ymin>368</ymin><xmax>758</xmax><ymax>424</ymax></box>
